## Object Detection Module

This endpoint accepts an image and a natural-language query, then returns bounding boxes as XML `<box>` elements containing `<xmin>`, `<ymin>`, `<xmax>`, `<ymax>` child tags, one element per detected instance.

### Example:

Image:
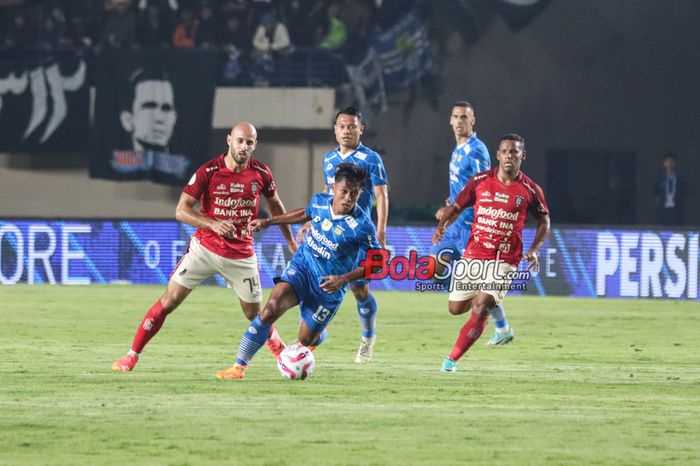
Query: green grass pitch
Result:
<box><xmin>1</xmin><ymin>285</ymin><xmax>699</xmax><ymax>465</ymax></box>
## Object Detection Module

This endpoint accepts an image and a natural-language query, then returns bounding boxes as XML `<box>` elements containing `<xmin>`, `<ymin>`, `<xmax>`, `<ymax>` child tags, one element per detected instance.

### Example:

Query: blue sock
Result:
<box><xmin>236</xmin><ymin>316</ymin><xmax>271</xmax><ymax>366</ymax></box>
<box><xmin>357</xmin><ymin>293</ymin><xmax>378</xmax><ymax>338</ymax></box>
<box><xmin>311</xmin><ymin>328</ymin><xmax>328</xmax><ymax>347</ymax></box>
<box><xmin>490</xmin><ymin>305</ymin><xmax>510</xmax><ymax>332</ymax></box>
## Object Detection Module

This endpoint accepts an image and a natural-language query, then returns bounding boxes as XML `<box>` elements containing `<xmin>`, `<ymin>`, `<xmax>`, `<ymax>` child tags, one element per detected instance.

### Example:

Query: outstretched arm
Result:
<box><xmin>249</xmin><ymin>208</ymin><xmax>310</xmax><ymax>232</ymax></box>
<box><xmin>264</xmin><ymin>192</ymin><xmax>297</xmax><ymax>253</ymax></box>
<box><xmin>523</xmin><ymin>214</ymin><xmax>551</xmax><ymax>272</ymax></box>
<box><xmin>432</xmin><ymin>203</ymin><xmax>464</xmax><ymax>245</ymax></box>
<box><xmin>175</xmin><ymin>192</ymin><xmax>235</xmax><ymax>238</ymax></box>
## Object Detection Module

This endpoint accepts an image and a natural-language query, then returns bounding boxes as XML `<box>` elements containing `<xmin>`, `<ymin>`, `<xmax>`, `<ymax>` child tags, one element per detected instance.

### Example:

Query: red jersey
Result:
<box><xmin>454</xmin><ymin>168</ymin><xmax>549</xmax><ymax>266</ymax></box>
<box><xmin>183</xmin><ymin>155</ymin><xmax>276</xmax><ymax>259</ymax></box>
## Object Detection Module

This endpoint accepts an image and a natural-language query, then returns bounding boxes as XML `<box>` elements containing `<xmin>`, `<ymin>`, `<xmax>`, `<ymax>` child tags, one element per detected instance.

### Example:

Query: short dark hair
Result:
<box><xmin>121</xmin><ymin>68</ymin><xmax>172</xmax><ymax>112</ymax></box>
<box><xmin>335</xmin><ymin>106</ymin><xmax>364</xmax><ymax>125</ymax></box>
<box><xmin>334</xmin><ymin>162</ymin><xmax>368</xmax><ymax>186</ymax></box>
<box><xmin>500</xmin><ymin>133</ymin><xmax>525</xmax><ymax>146</ymax></box>
<box><xmin>452</xmin><ymin>101</ymin><xmax>474</xmax><ymax>111</ymax></box>
<box><xmin>662</xmin><ymin>152</ymin><xmax>676</xmax><ymax>161</ymax></box>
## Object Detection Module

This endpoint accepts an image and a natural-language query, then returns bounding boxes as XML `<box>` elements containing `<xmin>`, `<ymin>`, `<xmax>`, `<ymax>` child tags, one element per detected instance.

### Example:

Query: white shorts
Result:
<box><xmin>171</xmin><ymin>237</ymin><xmax>263</xmax><ymax>303</ymax></box>
<box><xmin>447</xmin><ymin>259</ymin><xmax>515</xmax><ymax>306</ymax></box>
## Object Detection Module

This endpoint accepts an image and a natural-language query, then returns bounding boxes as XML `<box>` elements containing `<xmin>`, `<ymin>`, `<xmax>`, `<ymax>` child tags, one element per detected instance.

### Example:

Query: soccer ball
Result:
<box><xmin>277</xmin><ymin>343</ymin><xmax>316</xmax><ymax>380</ymax></box>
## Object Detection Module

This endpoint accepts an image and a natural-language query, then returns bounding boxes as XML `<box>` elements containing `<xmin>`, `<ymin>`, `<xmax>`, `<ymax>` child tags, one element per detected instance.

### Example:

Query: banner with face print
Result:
<box><xmin>0</xmin><ymin>51</ymin><xmax>89</xmax><ymax>151</ymax></box>
<box><xmin>90</xmin><ymin>48</ymin><xmax>220</xmax><ymax>184</ymax></box>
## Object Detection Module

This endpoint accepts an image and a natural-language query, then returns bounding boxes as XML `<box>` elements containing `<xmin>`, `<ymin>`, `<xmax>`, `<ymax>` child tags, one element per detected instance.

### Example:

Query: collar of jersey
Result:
<box><xmin>457</xmin><ymin>133</ymin><xmax>477</xmax><ymax>150</ymax></box>
<box><xmin>326</xmin><ymin>195</ymin><xmax>354</xmax><ymax>220</ymax></box>
<box><xmin>335</xmin><ymin>143</ymin><xmax>364</xmax><ymax>160</ymax></box>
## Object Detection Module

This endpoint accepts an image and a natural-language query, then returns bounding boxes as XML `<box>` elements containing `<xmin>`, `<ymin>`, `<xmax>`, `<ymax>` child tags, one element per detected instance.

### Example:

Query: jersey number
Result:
<box><xmin>243</xmin><ymin>277</ymin><xmax>259</xmax><ymax>293</ymax></box>
<box><xmin>312</xmin><ymin>305</ymin><xmax>331</xmax><ymax>324</ymax></box>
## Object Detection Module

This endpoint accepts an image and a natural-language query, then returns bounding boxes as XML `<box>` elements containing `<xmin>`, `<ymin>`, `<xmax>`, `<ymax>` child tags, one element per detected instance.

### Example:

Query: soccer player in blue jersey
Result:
<box><xmin>216</xmin><ymin>163</ymin><xmax>381</xmax><ymax>379</ymax></box>
<box><xmin>298</xmin><ymin>106</ymin><xmax>388</xmax><ymax>363</ymax></box>
<box><xmin>433</xmin><ymin>101</ymin><xmax>515</xmax><ymax>350</ymax></box>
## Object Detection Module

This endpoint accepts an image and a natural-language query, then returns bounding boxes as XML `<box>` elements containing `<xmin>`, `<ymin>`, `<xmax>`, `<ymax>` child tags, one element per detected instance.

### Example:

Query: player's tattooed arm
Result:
<box><xmin>264</xmin><ymin>192</ymin><xmax>298</xmax><ymax>253</ymax></box>
<box><xmin>249</xmin><ymin>208</ymin><xmax>310</xmax><ymax>232</ymax></box>
<box><xmin>523</xmin><ymin>214</ymin><xmax>551</xmax><ymax>272</ymax></box>
<box><xmin>373</xmin><ymin>185</ymin><xmax>388</xmax><ymax>248</ymax></box>
<box><xmin>176</xmin><ymin>192</ymin><xmax>235</xmax><ymax>238</ymax></box>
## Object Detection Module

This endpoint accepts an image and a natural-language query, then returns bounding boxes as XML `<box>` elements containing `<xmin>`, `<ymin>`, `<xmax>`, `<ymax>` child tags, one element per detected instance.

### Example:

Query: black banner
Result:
<box><xmin>0</xmin><ymin>51</ymin><xmax>89</xmax><ymax>152</ymax></box>
<box><xmin>90</xmin><ymin>48</ymin><xmax>220</xmax><ymax>184</ymax></box>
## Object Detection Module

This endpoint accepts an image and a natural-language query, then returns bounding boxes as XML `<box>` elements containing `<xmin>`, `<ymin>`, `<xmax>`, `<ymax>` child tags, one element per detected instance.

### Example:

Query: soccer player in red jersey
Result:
<box><xmin>432</xmin><ymin>133</ymin><xmax>551</xmax><ymax>372</ymax></box>
<box><xmin>112</xmin><ymin>122</ymin><xmax>297</xmax><ymax>372</ymax></box>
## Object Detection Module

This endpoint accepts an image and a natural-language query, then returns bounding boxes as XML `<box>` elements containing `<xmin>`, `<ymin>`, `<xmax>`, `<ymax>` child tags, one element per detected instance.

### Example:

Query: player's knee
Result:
<box><xmin>448</xmin><ymin>301</ymin><xmax>469</xmax><ymax>315</ymax></box>
<box><xmin>471</xmin><ymin>296</ymin><xmax>494</xmax><ymax>317</ymax></box>
<box><xmin>351</xmin><ymin>285</ymin><xmax>369</xmax><ymax>300</ymax></box>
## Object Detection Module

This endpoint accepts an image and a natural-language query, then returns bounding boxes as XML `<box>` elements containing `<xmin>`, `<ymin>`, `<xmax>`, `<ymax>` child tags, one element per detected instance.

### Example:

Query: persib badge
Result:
<box><xmin>334</xmin><ymin>225</ymin><xmax>344</xmax><ymax>235</ymax></box>
<box><xmin>322</xmin><ymin>219</ymin><xmax>333</xmax><ymax>231</ymax></box>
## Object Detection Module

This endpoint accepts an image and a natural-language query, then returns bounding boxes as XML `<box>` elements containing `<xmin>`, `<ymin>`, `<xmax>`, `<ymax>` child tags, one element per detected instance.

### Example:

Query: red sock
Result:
<box><xmin>268</xmin><ymin>325</ymin><xmax>278</xmax><ymax>342</ymax></box>
<box><xmin>131</xmin><ymin>300</ymin><xmax>168</xmax><ymax>354</ymax></box>
<box><xmin>448</xmin><ymin>311</ymin><xmax>488</xmax><ymax>361</ymax></box>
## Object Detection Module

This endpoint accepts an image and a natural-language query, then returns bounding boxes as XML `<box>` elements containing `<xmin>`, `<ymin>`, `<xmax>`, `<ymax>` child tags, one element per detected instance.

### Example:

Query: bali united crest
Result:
<box><xmin>250</xmin><ymin>181</ymin><xmax>259</xmax><ymax>194</ymax></box>
<box><xmin>515</xmin><ymin>195</ymin><xmax>524</xmax><ymax>207</ymax></box>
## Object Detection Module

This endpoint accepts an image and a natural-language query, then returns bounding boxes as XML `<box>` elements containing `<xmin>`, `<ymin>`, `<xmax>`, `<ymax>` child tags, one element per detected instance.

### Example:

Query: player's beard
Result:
<box><xmin>231</xmin><ymin>151</ymin><xmax>249</xmax><ymax>166</ymax></box>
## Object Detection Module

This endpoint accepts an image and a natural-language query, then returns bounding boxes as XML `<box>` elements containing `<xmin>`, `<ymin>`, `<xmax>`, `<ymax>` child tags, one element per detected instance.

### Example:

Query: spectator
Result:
<box><xmin>66</xmin><ymin>11</ymin><xmax>93</xmax><ymax>46</ymax></box>
<box><xmin>65</xmin><ymin>0</ymin><xmax>102</xmax><ymax>46</ymax></box>
<box><xmin>137</xmin><ymin>1</ymin><xmax>175</xmax><ymax>47</ymax></box>
<box><xmin>100</xmin><ymin>0</ymin><xmax>137</xmax><ymax>49</ymax></box>
<box><xmin>251</xmin><ymin>12</ymin><xmax>291</xmax><ymax>85</ymax></box>
<box><xmin>284</xmin><ymin>0</ymin><xmax>317</xmax><ymax>47</ymax></box>
<box><xmin>221</xmin><ymin>0</ymin><xmax>250</xmax><ymax>27</ymax></box>
<box><xmin>653</xmin><ymin>152</ymin><xmax>685</xmax><ymax>225</ymax></box>
<box><xmin>195</xmin><ymin>2</ymin><xmax>223</xmax><ymax>48</ymax></box>
<box><xmin>3</xmin><ymin>11</ymin><xmax>35</xmax><ymax>49</ymax></box>
<box><xmin>172</xmin><ymin>7</ymin><xmax>198</xmax><ymax>47</ymax></box>
<box><xmin>318</xmin><ymin>1</ymin><xmax>347</xmax><ymax>56</ymax></box>
<box><xmin>220</xmin><ymin>14</ymin><xmax>250</xmax><ymax>83</ymax></box>
<box><xmin>251</xmin><ymin>12</ymin><xmax>290</xmax><ymax>58</ymax></box>
<box><xmin>36</xmin><ymin>15</ymin><xmax>65</xmax><ymax>50</ymax></box>
<box><xmin>220</xmin><ymin>14</ymin><xmax>249</xmax><ymax>55</ymax></box>
<box><xmin>338</xmin><ymin>0</ymin><xmax>375</xmax><ymax>62</ymax></box>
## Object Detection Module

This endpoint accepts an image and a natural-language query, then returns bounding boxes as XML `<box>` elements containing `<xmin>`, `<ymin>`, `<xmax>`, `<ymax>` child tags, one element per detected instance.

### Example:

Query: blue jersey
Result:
<box><xmin>292</xmin><ymin>193</ymin><xmax>380</xmax><ymax>300</ymax></box>
<box><xmin>323</xmin><ymin>143</ymin><xmax>387</xmax><ymax>219</ymax></box>
<box><xmin>449</xmin><ymin>133</ymin><xmax>490</xmax><ymax>227</ymax></box>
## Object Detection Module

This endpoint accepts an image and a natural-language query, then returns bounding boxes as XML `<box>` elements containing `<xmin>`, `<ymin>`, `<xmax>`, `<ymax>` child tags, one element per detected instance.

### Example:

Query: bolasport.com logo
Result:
<box><xmin>358</xmin><ymin>249</ymin><xmax>532</xmax><ymax>292</ymax></box>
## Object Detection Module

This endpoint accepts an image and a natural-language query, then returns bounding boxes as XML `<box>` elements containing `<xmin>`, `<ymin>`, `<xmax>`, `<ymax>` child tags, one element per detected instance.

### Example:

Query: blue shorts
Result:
<box><xmin>280</xmin><ymin>260</ymin><xmax>344</xmax><ymax>334</ymax></box>
<box><xmin>430</xmin><ymin>223</ymin><xmax>471</xmax><ymax>262</ymax></box>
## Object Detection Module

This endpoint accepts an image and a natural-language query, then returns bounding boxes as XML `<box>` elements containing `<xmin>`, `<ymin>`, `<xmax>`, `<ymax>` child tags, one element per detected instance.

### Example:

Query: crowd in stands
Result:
<box><xmin>0</xmin><ymin>0</ymin><xmax>402</xmax><ymax>84</ymax></box>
